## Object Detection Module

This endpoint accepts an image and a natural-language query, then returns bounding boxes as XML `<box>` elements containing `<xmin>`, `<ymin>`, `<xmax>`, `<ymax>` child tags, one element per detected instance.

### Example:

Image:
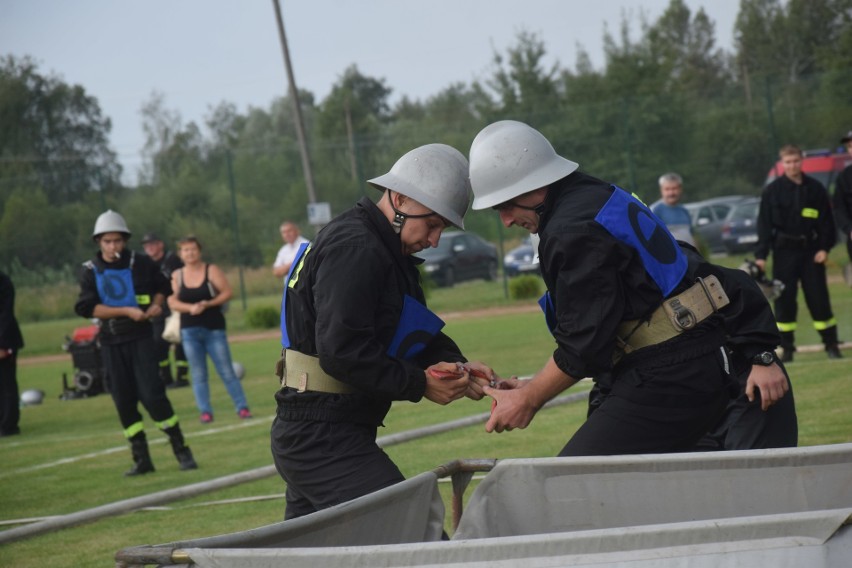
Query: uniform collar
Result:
<box><xmin>356</xmin><ymin>197</ymin><xmax>410</xmax><ymax>264</ymax></box>
<box><xmin>537</xmin><ymin>173</ymin><xmax>578</xmax><ymax>232</ymax></box>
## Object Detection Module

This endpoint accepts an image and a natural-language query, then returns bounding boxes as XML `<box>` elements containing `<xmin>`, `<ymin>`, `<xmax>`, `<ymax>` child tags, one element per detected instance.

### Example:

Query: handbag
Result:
<box><xmin>162</xmin><ymin>312</ymin><xmax>181</xmax><ymax>344</ymax></box>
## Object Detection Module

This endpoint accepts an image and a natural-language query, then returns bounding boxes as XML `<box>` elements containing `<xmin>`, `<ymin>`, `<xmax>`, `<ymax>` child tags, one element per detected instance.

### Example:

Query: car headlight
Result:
<box><xmin>424</xmin><ymin>264</ymin><xmax>439</xmax><ymax>273</ymax></box>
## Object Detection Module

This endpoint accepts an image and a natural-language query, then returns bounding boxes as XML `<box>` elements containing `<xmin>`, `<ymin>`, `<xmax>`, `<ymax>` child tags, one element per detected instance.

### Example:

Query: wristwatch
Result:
<box><xmin>752</xmin><ymin>351</ymin><xmax>775</xmax><ymax>366</ymax></box>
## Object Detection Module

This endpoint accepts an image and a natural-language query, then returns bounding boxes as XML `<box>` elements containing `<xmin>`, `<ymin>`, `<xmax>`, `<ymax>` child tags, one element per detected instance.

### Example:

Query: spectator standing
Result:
<box><xmin>74</xmin><ymin>210</ymin><xmax>197</xmax><ymax>475</ymax></box>
<box><xmin>272</xmin><ymin>222</ymin><xmax>310</xmax><ymax>280</ymax></box>
<box><xmin>650</xmin><ymin>172</ymin><xmax>696</xmax><ymax>246</ymax></box>
<box><xmin>141</xmin><ymin>232</ymin><xmax>189</xmax><ymax>389</ymax></box>
<box><xmin>0</xmin><ymin>270</ymin><xmax>24</xmax><ymax>437</ymax></box>
<box><xmin>168</xmin><ymin>236</ymin><xmax>251</xmax><ymax>424</ymax></box>
<box><xmin>755</xmin><ymin>144</ymin><xmax>841</xmax><ymax>362</ymax></box>
<box><xmin>831</xmin><ymin>130</ymin><xmax>852</xmax><ymax>264</ymax></box>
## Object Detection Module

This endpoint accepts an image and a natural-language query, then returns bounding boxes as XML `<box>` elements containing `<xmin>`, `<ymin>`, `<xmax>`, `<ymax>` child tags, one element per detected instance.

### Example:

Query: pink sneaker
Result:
<box><xmin>238</xmin><ymin>408</ymin><xmax>253</xmax><ymax>419</ymax></box>
<box><xmin>200</xmin><ymin>412</ymin><xmax>213</xmax><ymax>424</ymax></box>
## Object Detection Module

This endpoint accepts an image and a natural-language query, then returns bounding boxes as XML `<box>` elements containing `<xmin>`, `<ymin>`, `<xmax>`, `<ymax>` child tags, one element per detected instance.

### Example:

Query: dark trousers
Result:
<box><xmin>563</xmin><ymin>327</ymin><xmax>729</xmax><ymax>457</ymax></box>
<box><xmin>101</xmin><ymin>336</ymin><xmax>175</xmax><ymax>431</ymax></box>
<box><xmin>271</xmin><ymin>417</ymin><xmax>405</xmax><ymax>520</ymax></box>
<box><xmin>772</xmin><ymin>248</ymin><xmax>834</xmax><ymax>338</ymax></box>
<box><xmin>0</xmin><ymin>355</ymin><xmax>20</xmax><ymax>434</ymax></box>
<box><xmin>694</xmin><ymin>358</ymin><xmax>798</xmax><ymax>451</ymax></box>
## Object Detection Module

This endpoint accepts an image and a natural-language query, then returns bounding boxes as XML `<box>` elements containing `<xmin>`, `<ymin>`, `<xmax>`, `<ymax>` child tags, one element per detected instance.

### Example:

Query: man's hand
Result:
<box><xmin>483</xmin><ymin>356</ymin><xmax>577</xmax><ymax>433</ymax></box>
<box><xmin>483</xmin><ymin>379</ymin><xmax>536</xmax><ymax>432</ymax></box>
<box><xmin>145</xmin><ymin>303</ymin><xmax>163</xmax><ymax>319</ymax></box>
<box><xmin>125</xmin><ymin>307</ymin><xmax>147</xmax><ymax>321</ymax></box>
<box><xmin>814</xmin><ymin>250</ymin><xmax>828</xmax><ymax>264</ymax></box>
<box><xmin>754</xmin><ymin>259</ymin><xmax>767</xmax><ymax>271</ymax></box>
<box><xmin>460</xmin><ymin>361</ymin><xmax>498</xmax><ymax>400</ymax></box>
<box><xmin>746</xmin><ymin>362</ymin><xmax>789</xmax><ymax>411</ymax></box>
<box><xmin>424</xmin><ymin>362</ymin><xmax>469</xmax><ymax>405</ymax></box>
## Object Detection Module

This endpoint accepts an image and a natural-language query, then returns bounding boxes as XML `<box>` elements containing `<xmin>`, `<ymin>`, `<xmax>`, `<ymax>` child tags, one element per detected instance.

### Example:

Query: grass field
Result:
<box><xmin>3</xmin><ymin>259</ymin><xmax>852</xmax><ymax>567</ymax></box>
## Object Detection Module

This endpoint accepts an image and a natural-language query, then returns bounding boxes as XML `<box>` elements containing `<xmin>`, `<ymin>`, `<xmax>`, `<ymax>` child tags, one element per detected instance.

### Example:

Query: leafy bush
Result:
<box><xmin>508</xmin><ymin>275</ymin><xmax>542</xmax><ymax>300</ymax></box>
<box><xmin>244</xmin><ymin>305</ymin><xmax>280</xmax><ymax>329</ymax></box>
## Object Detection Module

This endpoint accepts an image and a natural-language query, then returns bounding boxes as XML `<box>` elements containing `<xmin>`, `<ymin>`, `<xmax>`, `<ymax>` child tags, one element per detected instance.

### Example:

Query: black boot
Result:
<box><xmin>125</xmin><ymin>433</ymin><xmax>155</xmax><ymax>477</ymax></box>
<box><xmin>780</xmin><ymin>331</ymin><xmax>795</xmax><ymax>363</ymax></box>
<box><xmin>171</xmin><ymin>364</ymin><xmax>190</xmax><ymax>389</ymax></box>
<box><xmin>820</xmin><ymin>327</ymin><xmax>843</xmax><ymax>359</ymax></box>
<box><xmin>164</xmin><ymin>425</ymin><xmax>197</xmax><ymax>470</ymax></box>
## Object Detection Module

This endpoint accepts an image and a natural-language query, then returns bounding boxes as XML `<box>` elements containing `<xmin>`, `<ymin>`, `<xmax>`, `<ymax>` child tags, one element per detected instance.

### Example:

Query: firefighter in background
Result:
<box><xmin>141</xmin><ymin>232</ymin><xmax>189</xmax><ymax>389</ymax></box>
<box><xmin>831</xmin><ymin>130</ymin><xmax>852</xmax><ymax>279</ymax></box>
<box><xmin>75</xmin><ymin>211</ymin><xmax>197</xmax><ymax>476</ymax></box>
<box><xmin>755</xmin><ymin>144</ymin><xmax>841</xmax><ymax>362</ymax></box>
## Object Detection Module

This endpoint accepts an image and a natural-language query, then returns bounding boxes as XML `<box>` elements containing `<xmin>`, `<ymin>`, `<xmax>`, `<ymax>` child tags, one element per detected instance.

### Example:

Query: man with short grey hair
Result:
<box><xmin>651</xmin><ymin>172</ymin><xmax>695</xmax><ymax>246</ymax></box>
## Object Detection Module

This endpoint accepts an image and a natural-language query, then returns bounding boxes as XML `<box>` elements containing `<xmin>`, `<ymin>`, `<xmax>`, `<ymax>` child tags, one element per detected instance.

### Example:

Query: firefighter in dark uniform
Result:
<box><xmin>756</xmin><ymin>144</ymin><xmax>841</xmax><ymax>362</ymax></box>
<box><xmin>141</xmin><ymin>232</ymin><xmax>190</xmax><ymax>388</ymax></box>
<box><xmin>75</xmin><ymin>210</ymin><xmax>197</xmax><ymax>476</ymax></box>
<box><xmin>831</xmin><ymin>130</ymin><xmax>852</xmax><ymax>265</ymax></box>
<box><xmin>271</xmin><ymin>144</ymin><xmax>492</xmax><ymax>520</ymax></box>
<box><xmin>466</xmin><ymin>120</ymin><xmax>792</xmax><ymax>456</ymax></box>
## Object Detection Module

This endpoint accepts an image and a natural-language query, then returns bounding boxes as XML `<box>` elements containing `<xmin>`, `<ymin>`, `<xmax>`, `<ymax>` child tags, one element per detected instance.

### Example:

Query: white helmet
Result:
<box><xmin>21</xmin><ymin>389</ymin><xmax>45</xmax><ymax>406</ymax></box>
<box><xmin>367</xmin><ymin>144</ymin><xmax>471</xmax><ymax>230</ymax></box>
<box><xmin>92</xmin><ymin>210</ymin><xmax>131</xmax><ymax>240</ymax></box>
<box><xmin>469</xmin><ymin>120</ymin><xmax>579</xmax><ymax>210</ymax></box>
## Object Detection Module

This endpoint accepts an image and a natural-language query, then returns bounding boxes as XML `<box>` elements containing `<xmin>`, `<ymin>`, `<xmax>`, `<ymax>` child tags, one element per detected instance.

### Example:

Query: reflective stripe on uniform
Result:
<box><xmin>801</xmin><ymin>207</ymin><xmax>819</xmax><ymax>219</ymax></box>
<box><xmin>156</xmin><ymin>415</ymin><xmax>179</xmax><ymax>430</ymax></box>
<box><xmin>288</xmin><ymin>244</ymin><xmax>312</xmax><ymax>289</ymax></box>
<box><xmin>813</xmin><ymin>318</ymin><xmax>837</xmax><ymax>331</ymax></box>
<box><xmin>135</xmin><ymin>294</ymin><xmax>151</xmax><ymax>305</ymax></box>
<box><xmin>777</xmin><ymin>321</ymin><xmax>797</xmax><ymax>332</ymax></box>
<box><xmin>124</xmin><ymin>421</ymin><xmax>145</xmax><ymax>439</ymax></box>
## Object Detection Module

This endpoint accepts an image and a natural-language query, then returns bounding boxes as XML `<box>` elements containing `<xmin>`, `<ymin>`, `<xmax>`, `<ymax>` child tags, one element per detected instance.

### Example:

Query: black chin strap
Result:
<box><xmin>388</xmin><ymin>190</ymin><xmax>438</xmax><ymax>234</ymax></box>
<box><xmin>511</xmin><ymin>199</ymin><xmax>547</xmax><ymax>219</ymax></box>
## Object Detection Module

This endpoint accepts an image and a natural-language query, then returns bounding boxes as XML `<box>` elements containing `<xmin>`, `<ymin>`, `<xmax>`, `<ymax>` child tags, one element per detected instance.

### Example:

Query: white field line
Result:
<box><xmin>0</xmin><ymin>419</ymin><xmax>263</xmax><ymax>479</ymax></box>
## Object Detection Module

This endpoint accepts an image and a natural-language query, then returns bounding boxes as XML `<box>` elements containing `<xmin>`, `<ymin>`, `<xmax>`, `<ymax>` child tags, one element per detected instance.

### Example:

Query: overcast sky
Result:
<box><xmin>3</xmin><ymin>0</ymin><xmax>741</xmax><ymax>183</ymax></box>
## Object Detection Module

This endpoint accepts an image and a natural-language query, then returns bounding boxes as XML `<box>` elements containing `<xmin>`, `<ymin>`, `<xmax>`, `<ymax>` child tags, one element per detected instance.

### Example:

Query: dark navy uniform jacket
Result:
<box><xmin>276</xmin><ymin>196</ymin><xmax>466</xmax><ymax>426</ymax></box>
<box><xmin>756</xmin><ymin>173</ymin><xmax>836</xmax><ymax>259</ymax></box>
<box><xmin>74</xmin><ymin>251</ymin><xmax>170</xmax><ymax>345</ymax></box>
<box><xmin>537</xmin><ymin>172</ymin><xmax>779</xmax><ymax>383</ymax></box>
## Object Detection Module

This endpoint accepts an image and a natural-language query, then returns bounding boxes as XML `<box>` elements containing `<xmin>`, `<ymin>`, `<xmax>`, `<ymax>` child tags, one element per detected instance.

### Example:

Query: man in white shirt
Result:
<box><xmin>273</xmin><ymin>222</ymin><xmax>310</xmax><ymax>279</ymax></box>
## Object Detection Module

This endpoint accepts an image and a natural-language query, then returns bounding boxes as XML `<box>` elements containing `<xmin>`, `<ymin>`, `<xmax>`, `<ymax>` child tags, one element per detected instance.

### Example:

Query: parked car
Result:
<box><xmin>721</xmin><ymin>197</ymin><xmax>761</xmax><ymax>254</ymax></box>
<box><xmin>684</xmin><ymin>195</ymin><xmax>751</xmax><ymax>253</ymax></box>
<box><xmin>417</xmin><ymin>231</ymin><xmax>498</xmax><ymax>287</ymax></box>
<box><xmin>504</xmin><ymin>237</ymin><xmax>540</xmax><ymax>277</ymax></box>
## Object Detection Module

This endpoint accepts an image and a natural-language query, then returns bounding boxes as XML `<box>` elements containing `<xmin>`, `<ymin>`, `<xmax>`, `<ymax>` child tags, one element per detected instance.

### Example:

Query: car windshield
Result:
<box><xmin>731</xmin><ymin>202</ymin><xmax>759</xmax><ymax>221</ymax></box>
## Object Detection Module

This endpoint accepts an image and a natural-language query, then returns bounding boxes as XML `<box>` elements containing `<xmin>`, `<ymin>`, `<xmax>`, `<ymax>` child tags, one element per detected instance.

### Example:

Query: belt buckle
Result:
<box><xmin>668</xmin><ymin>298</ymin><xmax>696</xmax><ymax>330</ymax></box>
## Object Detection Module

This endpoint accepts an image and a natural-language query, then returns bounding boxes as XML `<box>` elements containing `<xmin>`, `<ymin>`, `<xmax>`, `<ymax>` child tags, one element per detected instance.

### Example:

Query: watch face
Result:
<box><xmin>755</xmin><ymin>352</ymin><xmax>774</xmax><ymax>365</ymax></box>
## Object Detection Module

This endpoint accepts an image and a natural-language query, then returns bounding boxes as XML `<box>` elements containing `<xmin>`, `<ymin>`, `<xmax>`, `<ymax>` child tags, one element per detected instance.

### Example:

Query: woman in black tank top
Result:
<box><xmin>168</xmin><ymin>236</ymin><xmax>252</xmax><ymax>424</ymax></box>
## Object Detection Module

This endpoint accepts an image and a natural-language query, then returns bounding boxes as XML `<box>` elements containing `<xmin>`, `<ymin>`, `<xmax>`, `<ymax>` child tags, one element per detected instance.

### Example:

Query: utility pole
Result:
<box><xmin>272</xmin><ymin>0</ymin><xmax>317</xmax><ymax>204</ymax></box>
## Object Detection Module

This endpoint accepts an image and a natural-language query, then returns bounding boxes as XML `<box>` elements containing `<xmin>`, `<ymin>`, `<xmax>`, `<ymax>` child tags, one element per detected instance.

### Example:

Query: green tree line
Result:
<box><xmin>2</xmin><ymin>0</ymin><xmax>851</xmax><ymax>282</ymax></box>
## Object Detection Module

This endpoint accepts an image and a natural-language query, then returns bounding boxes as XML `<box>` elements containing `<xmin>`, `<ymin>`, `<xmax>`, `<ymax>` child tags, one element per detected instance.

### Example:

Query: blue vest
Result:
<box><xmin>538</xmin><ymin>186</ymin><xmax>687</xmax><ymax>335</ymax></box>
<box><xmin>279</xmin><ymin>242</ymin><xmax>444</xmax><ymax>361</ymax></box>
<box><xmin>93</xmin><ymin>252</ymin><xmax>138</xmax><ymax>308</ymax></box>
